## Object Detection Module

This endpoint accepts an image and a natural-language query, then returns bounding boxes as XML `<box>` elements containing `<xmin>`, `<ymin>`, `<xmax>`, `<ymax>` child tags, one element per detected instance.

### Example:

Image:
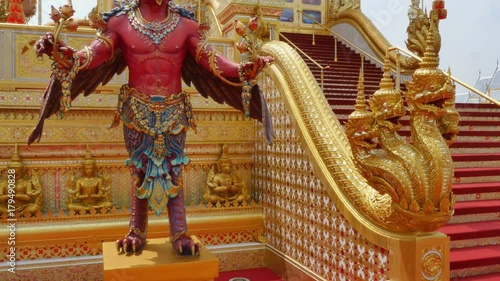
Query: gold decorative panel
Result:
<box><xmin>13</xmin><ymin>31</ymin><xmax>52</xmax><ymax>81</ymax></box>
<box><xmin>0</xmin><ymin>29</ymin><xmax>4</xmax><ymax>79</ymax></box>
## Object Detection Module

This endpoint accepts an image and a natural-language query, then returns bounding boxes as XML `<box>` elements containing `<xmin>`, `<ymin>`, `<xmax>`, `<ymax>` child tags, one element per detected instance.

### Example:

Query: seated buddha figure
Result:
<box><xmin>0</xmin><ymin>144</ymin><xmax>42</xmax><ymax>217</ymax></box>
<box><xmin>204</xmin><ymin>145</ymin><xmax>250</xmax><ymax>206</ymax></box>
<box><xmin>66</xmin><ymin>147</ymin><xmax>113</xmax><ymax>213</ymax></box>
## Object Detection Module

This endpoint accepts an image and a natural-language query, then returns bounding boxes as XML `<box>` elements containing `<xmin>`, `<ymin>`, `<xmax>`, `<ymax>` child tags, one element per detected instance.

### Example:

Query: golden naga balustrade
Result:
<box><xmin>252</xmin><ymin>3</ymin><xmax>455</xmax><ymax>277</ymax></box>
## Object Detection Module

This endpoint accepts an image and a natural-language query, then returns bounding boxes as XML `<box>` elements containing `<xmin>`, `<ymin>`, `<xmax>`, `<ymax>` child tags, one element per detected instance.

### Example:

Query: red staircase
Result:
<box><xmin>280</xmin><ymin>32</ymin><xmax>500</xmax><ymax>280</ymax></box>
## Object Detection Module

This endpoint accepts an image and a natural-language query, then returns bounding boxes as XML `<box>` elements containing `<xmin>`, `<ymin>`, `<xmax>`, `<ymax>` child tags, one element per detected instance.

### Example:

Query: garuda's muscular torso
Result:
<box><xmin>86</xmin><ymin>4</ymin><xmax>238</xmax><ymax>97</ymax></box>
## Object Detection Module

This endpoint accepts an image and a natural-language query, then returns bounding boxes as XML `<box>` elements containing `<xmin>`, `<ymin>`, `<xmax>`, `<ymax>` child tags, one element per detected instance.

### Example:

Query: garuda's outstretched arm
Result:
<box><xmin>28</xmin><ymin>16</ymin><xmax>126</xmax><ymax>145</ymax></box>
<box><xmin>182</xmin><ymin>22</ymin><xmax>274</xmax><ymax>144</ymax></box>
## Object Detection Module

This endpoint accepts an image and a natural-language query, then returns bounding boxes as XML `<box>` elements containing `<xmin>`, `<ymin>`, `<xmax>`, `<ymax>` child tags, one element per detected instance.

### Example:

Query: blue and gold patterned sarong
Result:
<box><xmin>111</xmin><ymin>85</ymin><xmax>196</xmax><ymax>216</ymax></box>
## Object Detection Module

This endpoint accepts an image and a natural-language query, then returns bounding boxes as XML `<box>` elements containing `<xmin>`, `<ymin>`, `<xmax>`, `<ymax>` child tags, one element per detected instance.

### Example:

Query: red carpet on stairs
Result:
<box><xmin>215</xmin><ymin>268</ymin><xmax>283</xmax><ymax>281</ymax></box>
<box><xmin>450</xmin><ymin>244</ymin><xmax>500</xmax><ymax>270</ymax></box>
<box><xmin>439</xmin><ymin>221</ymin><xmax>500</xmax><ymax>241</ymax></box>
<box><xmin>451</xmin><ymin>272</ymin><xmax>500</xmax><ymax>281</ymax></box>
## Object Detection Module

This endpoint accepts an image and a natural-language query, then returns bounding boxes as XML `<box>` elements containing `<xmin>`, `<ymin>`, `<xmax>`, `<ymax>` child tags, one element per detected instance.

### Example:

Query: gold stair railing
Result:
<box><xmin>277</xmin><ymin>31</ymin><xmax>329</xmax><ymax>91</ymax></box>
<box><xmin>297</xmin><ymin>10</ymin><xmax>384</xmax><ymax>68</ymax></box>
<box><xmin>297</xmin><ymin>10</ymin><xmax>500</xmax><ymax>108</ymax></box>
<box><xmin>388</xmin><ymin>46</ymin><xmax>500</xmax><ymax>107</ymax></box>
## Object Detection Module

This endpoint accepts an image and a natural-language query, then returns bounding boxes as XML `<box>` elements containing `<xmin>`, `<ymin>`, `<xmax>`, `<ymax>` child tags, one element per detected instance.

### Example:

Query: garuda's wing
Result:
<box><xmin>28</xmin><ymin>50</ymin><xmax>127</xmax><ymax>144</ymax></box>
<box><xmin>181</xmin><ymin>53</ymin><xmax>274</xmax><ymax>144</ymax></box>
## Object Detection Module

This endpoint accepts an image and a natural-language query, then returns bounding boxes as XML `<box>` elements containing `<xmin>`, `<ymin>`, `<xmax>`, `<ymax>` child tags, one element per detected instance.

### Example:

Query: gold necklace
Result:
<box><xmin>128</xmin><ymin>7</ymin><xmax>180</xmax><ymax>45</ymax></box>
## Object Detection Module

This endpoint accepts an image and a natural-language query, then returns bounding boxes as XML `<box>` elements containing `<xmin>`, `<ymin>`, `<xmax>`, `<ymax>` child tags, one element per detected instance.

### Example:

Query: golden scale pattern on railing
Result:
<box><xmin>252</xmin><ymin>72</ymin><xmax>390</xmax><ymax>280</ymax></box>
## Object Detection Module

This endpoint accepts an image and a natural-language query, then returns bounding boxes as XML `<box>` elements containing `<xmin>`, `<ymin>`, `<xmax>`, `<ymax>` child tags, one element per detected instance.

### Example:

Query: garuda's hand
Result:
<box><xmin>240</xmin><ymin>55</ymin><xmax>274</xmax><ymax>81</ymax></box>
<box><xmin>34</xmin><ymin>32</ymin><xmax>75</xmax><ymax>60</ymax></box>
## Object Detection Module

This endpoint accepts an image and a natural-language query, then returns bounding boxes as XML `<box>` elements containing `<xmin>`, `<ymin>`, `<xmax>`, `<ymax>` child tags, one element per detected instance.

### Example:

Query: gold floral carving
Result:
<box><xmin>214</xmin><ymin>246</ymin><xmax>267</xmax><ymax>272</ymax></box>
<box><xmin>422</xmin><ymin>248</ymin><xmax>443</xmax><ymax>281</ymax></box>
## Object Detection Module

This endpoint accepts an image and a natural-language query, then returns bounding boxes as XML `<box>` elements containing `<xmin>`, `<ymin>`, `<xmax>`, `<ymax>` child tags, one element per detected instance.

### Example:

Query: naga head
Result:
<box><xmin>405</xmin><ymin>68</ymin><xmax>455</xmax><ymax>116</ymax></box>
<box><xmin>370</xmin><ymin>54</ymin><xmax>406</xmax><ymax>131</ymax></box>
<box><xmin>438</xmin><ymin>97</ymin><xmax>460</xmax><ymax>145</ymax></box>
<box><xmin>405</xmin><ymin>27</ymin><xmax>456</xmax><ymax>119</ymax></box>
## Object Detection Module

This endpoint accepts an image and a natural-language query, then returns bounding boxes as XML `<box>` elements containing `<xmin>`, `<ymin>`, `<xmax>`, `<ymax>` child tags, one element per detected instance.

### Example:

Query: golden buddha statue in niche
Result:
<box><xmin>0</xmin><ymin>144</ymin><xmax>42</xmax><ymax>217</ymax></box>
<box><xmin>204</xmin><ymin>145</ymin><xmax>250</xmax><ymax>206</ymax></box>
<box><xmin>66</xmin><ymin>147</ymin><xmax>113</xmax><ymax>213</ymax></box>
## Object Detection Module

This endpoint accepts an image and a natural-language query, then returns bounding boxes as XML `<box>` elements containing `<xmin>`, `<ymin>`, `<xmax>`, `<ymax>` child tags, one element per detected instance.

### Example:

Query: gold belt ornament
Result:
<box><xmin>110</xmin><ymin>85</ymin><xmax>196</xmax><ymax>159</ymax></box>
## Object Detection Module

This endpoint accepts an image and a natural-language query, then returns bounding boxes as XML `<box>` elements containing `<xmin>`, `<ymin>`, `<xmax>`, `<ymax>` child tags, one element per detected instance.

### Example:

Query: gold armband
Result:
<box><xmin>97</xmin><ymin>32</ymin><xmax>115</xmax><ymax>58</ymax></box>
<box><xmin>207</xmin><ymin>50</ymin><xmax>242</xmax><ymax>87</ymax></box>
<box><xmin>195</xmin><ymin>39</ymin><xmax>207</xmax><ymax>63</ymax></box>
<box><xmin>78</xmin><ymin>46</ymin><xmax>94</xmax><ymax>70</ymax></box>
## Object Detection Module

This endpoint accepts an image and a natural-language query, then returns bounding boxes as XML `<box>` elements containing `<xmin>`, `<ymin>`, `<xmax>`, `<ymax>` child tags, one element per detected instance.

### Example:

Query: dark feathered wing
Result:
<box><xmin>28</xmin><ymin>50</ymin><xmax>127</xmax><ymax>145</ymax></box>
<box><xmin>181</xmin><ymin>53</ymin><xmax>274</xmax><ymax>144</ymax></box>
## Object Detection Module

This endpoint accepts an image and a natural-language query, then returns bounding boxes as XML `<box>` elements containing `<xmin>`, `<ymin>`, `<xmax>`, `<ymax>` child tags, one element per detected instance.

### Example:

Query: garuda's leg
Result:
<box><xmin>116</xmin><ymin>167</ymin><xmax>149</xmax><ymax>253</ymax></box>
<box><xmin>116</xmin><ymin>125</ymin><xmax>149</xmax><ymax>253</ymax></box>
<box><xmin>168</xmin><ymin>168</ymin><xmax>200</xmax><ymax>256</ymax></box>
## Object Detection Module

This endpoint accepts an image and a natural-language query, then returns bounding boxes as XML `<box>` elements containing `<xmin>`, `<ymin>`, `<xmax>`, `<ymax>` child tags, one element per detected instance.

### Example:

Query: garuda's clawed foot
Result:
<box><xmin>172</xmin><ymin>233</ymin><xmax>201</xmax><ymax>256</ymax></box>
<box><xmin>116</xmin><ymin>227</ymin><xmax>147</xmax><ymax>254</ymax></box>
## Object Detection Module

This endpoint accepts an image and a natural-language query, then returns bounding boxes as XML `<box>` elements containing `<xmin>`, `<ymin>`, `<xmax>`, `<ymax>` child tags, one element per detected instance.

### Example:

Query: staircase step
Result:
<box><xmin>452</xmin><ymin>273</ymin><xmax>500</xmax><ymax>281</ymax></box>
<box><xmin>398</xmin><ymin>130</ymin><xmax>500</xmax><ymax>137</ymax></box>
<box><xmin>453</xmin><ymin>154</ymin><xmax>500</xmax><ymax>162</ymax></box>
<box><xmin>453</xmin><ymin>199</ymin><xmax>500</xmax><ymax>216</ymax></box>
<box><xmin>454</xmin><ymin>167</ymin><xmax>500</xmax><ymax>178</ymax></box>
<box><xmin>450</xmin><ymin>244</ymin><xmax>500</xmax><ymax>270</ymax></box>
<box><xmin>451</xmin><ymin>142</ymin><xmax>500</xmax><ymax>149</ymax></box>
<box><xmin>453</xmin><ymin>182</ymin><xmax>500</xmax><ymax>195</ymax></box>
<box><xmin>459</xmin><ymin>111</ymin><xmax>500</xmax><ymax>118</ymax></box>
<box><xmin>439</xmin><ymin>221</ymin><xmax>500</xmax><ymax>241</ymax></box>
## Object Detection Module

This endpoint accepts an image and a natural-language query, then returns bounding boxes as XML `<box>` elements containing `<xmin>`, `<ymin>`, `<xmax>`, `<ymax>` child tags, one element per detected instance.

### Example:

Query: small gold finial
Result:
<box><xmin>348</xmin><ymin>68</ymin><xmax>372</xmax><ymax>121</ymax></box>
<box><xmin>8</xmin><ymin>144</ymin><xmax>23</xmax><ymax>168</ymax></box>
<box><xmin>83</xmin><ymin>145</ymin><xmax>95</xmax><ymax>166</ymax></box>
<box><xmin>419</xmin><ymin>20</ymin><xmax>440</xmax><ymax>69</ymax></box>
<box><xmin>355</xmin><ymin>67</ymin><xmax>366</xmax><ymax>111</ymax></box>
<box><xmin>219</xmin><ymin>144</ymin><xmax>231</xmax><ymax>164</ymax></box>
<box><xmin>379</xmin><ymin>52</ymin><xmax>395</xmax><ymax>90</ymax></box>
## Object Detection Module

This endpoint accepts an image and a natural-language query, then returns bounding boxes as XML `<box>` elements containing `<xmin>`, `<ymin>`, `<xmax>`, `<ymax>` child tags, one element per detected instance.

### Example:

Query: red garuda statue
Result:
<box><xmin>28</xmin><ymin>0</ymin><xmax>273</xmax><ymax>256</ymax></box>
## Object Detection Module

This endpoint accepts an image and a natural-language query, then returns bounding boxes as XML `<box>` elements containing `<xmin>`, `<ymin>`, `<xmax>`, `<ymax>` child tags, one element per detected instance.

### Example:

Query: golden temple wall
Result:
<box><xmin>0</xmin><ymin>22</ymin><xmax>268</xmax><ymax>279</ymax></box>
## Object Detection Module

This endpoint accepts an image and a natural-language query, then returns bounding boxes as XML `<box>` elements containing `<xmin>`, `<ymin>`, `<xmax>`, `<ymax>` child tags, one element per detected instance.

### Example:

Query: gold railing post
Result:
<box><xmin>312</xmin><ymin>23</ymin><xmax>315</xmax><ymax>45</ymax></box>
<box><xmin>320</xmin><ymin>68</ymin><xmax>324</xmax><ymax>91</ymax></box>
<box><xmin>334</xmin><ymin>36</ymin><xmax>338</xmax><ymax>62</ymax></box>
<box><xmin>361</xmin><ymin>54</ymin><xmax>364</xmax><ymax>75</ymax></box>
<box><xmin>197</xmin><ymin>0</ymin><xmax>201</xmax><ymax>23</ymax></box>
<box><xmin>396</xmin><ymin>52</ymin><xmax>401</xmax><ymax>91</ymax></box>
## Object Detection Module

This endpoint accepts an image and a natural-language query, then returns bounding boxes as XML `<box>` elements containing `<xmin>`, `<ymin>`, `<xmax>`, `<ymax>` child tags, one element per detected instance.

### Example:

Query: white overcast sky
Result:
<box><xmin>33</xmin><ymin>1</ymin><xmax>498</xmax><ymax>99</ymax></box>
<box><xmin>361</xmin><ymin>0</ymin><xmax>500</xmax><ymax>98</ymax></box>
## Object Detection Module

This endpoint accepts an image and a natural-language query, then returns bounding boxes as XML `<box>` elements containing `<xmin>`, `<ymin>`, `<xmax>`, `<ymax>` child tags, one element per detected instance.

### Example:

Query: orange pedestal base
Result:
<box><xmin>103</xmin><ymin>237</ymin><xmax>219</xmax><ymax>281</ymax></box>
